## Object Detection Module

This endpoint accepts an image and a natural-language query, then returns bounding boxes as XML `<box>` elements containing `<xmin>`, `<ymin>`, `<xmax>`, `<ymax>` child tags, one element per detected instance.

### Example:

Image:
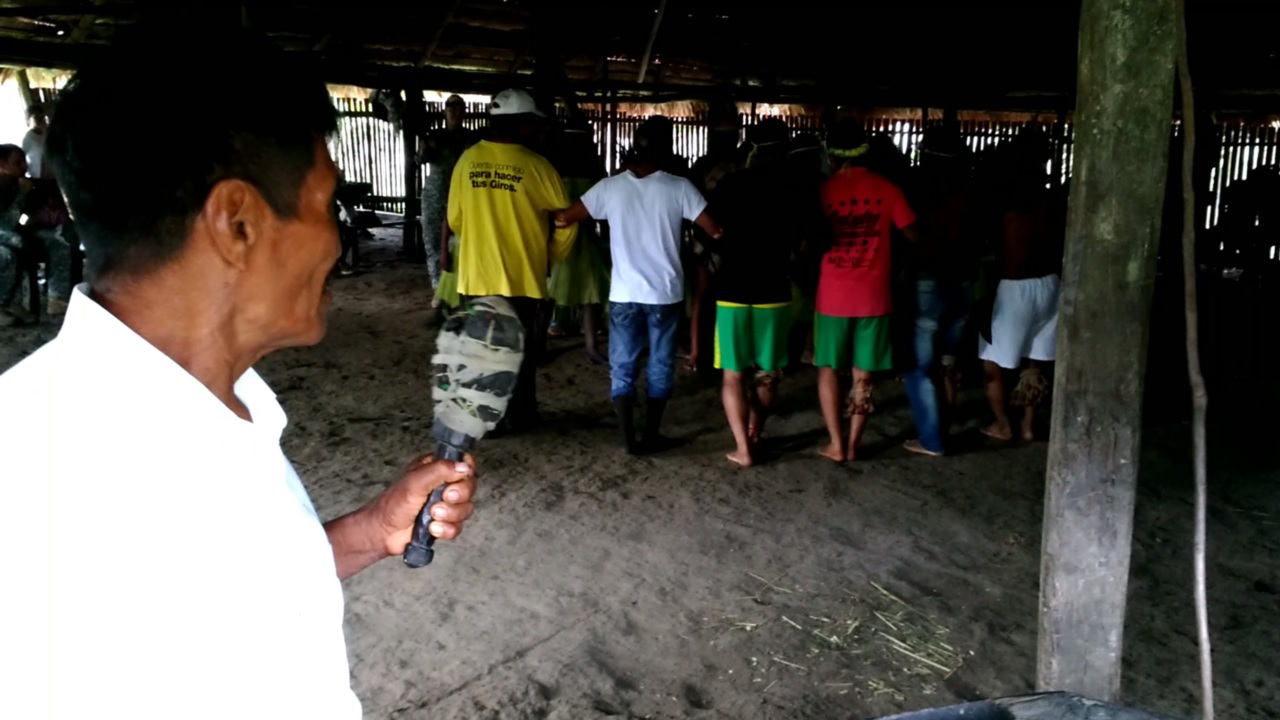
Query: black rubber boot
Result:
<box><xmin>640</xmin><ymin>397</ymin><xmax>675</xmax><ymax>454</ymax></box>
<box><xmin>613</xmin><ymin>396</ymin><xmax>639</xmax><ymax>455</ymax></box>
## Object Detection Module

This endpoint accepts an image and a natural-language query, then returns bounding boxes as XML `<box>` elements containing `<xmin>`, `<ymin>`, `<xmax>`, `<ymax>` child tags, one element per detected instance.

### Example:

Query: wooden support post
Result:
<box><xmin>16</xmin><ymin>69</ymin><xmax>35</xmax><ymax>109</ymax></box>
<box><xmin>402</xmin><ymin>86</ymin><xmax>423</xmax><ymax>262</ymax></box>
<box><xmin>636</xmin><ymin>0</ymin><xmax>668</xmax><ymax>85</ymax></box>
<box><xmin>1038</xmin><ymin>0</ymin><xmax>1176</xmax><ymax>701</ymax></box>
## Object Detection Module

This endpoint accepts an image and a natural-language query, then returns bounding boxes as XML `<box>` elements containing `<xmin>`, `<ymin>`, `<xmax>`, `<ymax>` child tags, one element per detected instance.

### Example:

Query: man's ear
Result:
<box><xmin>201</xmin><ymin>179</ymin><xmax>270</xmax><ymax>271</ymax></box>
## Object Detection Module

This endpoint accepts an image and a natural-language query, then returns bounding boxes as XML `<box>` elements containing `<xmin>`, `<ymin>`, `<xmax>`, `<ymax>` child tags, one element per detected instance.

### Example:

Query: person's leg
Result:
<box><xmin>716</xmin><ymin>302</ymin><xmax>756</xmax><ymax>465</ymax></box>
<box><xmin>982</xmin><ymin>360</ymin><xmax>1014</xmax><ymax>440</ymax></box>
<box><xmin>978</xmin><ymin>279</ymin><xmax>1031</xmax><ymax>440</ymax></box>
<box><xmin>41</xmin><ymin>229</ymin><xmax>72</xmax><ymax>311</ymax></box>
<box><xmin>1017</xmin><ymin>274</ymin><xmax>1061</xmax><ymax>442</ymax></box>
<box><xmin>814</xmin><ymin>313</ymin><xmax>853</xmax><ymax>462</ymax></box>
<box><xmin>848</xmin><ymin>315</ymin><xmax>892</xmax><ymax>460</ymax></box>
<box><xmin>505</xmin><ymin>297</ymin><xmax>542</xmax><ymax>429</ymax></box>
<box><xmin>848</xmin><ymin>368</ymin><xmax>874</xmax><ymax>461</ymax></box>
<box><xmin>583</xmin><ymin>304</ymin><xmax>607</xmax><ymax>365</ymax></box>
<box><xmin>818</xmin><ymin>368</ymin><xmax>845</xmax><ymax>462</ymax></box>
<box><xmin>534</xmin><ymin>299</ymin><xmax>555</xmax><ymax>365</ymax></box>
<box><xmin>903</xmin><ymin>280</ymin><xmax>945</xmax><ymax>455</ymax></box>
<box><xmin>641</xmin><ymin>302</ymin><xmax>682</xmax><ymax>451</ymax></box>
<box><xmin>1016</xmin><ymin>360</ymin><xmax>1047</xmax><ymax>442</ymax></box>
<box><xmin>0</xmin><ymin>245</ymin><xmax>17</xmax><ymax>326</ymax></box>
<box><xmin>938</xmin><ymin>281</ymin><xmax>973</xmax><ymax>412</ymax></box>
<box><xmin>722</xmin><ymin>370</ymin><xmax>754</xmax><ymax>467</ymax></box>
<box><xmin>608</xmin><ymin>302</ymin><xmax>645</xmax><ymax>453</ymax></box>
<box><xmin>749</xmin><ymin>303</ymin><xmax>791</xmax><ymax>441</ymax></box>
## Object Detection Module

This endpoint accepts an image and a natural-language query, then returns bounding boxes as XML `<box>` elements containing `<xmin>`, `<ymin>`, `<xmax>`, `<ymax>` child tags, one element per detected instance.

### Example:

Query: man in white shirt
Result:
<box><xmin>556</xmin><ymin>118</ymin><xmax>722</xmax><ymax>454</ymax></box>
<box><xmin>0</xmin><ymin>24</ymin><xmax>477</xmax><ymax>720</ymax></box>
<box><xmin>21</xmin><ymin>103</ymin><xmax>53</xmax><ymax>180</ymax></box>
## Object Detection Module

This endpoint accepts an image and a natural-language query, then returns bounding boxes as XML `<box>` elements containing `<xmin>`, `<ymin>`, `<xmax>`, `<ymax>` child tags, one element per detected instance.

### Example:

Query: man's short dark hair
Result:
<box><xmin>47</xmin><ymin>19</ymin><xmax>338</xmax><ymax>282</ymax></box>
<box><xmin>25</xmin><ymin>104</ymin><xmax>44</xmax><ymax>120</ymax></box>
<box><xmin>0</xmin><ymin>144</ymin><xmax>22</xmax><ymax>163</ymax></box>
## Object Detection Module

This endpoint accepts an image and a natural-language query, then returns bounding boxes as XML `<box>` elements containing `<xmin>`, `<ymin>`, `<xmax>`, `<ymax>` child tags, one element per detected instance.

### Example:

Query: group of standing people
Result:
<box><xmin>419</xmin><ymin>89</ymin><xmax>1066</xmax><ymax>466</ymax></box>
<box><xmin>0</xmin><ymin>103</ymin><xmax>76</xmax><ymax>326</ymax></box>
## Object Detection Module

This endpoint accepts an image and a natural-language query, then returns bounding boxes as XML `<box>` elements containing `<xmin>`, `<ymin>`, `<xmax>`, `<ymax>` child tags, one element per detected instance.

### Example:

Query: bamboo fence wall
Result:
<box><xmin>324</xmin><ymin>95</ymin><xmax>1278</xmax><ymax>267</ymax></box>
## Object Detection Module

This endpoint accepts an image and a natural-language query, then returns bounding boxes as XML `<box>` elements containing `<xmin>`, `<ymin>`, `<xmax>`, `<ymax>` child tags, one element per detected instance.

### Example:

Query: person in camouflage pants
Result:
<box><xmin>417</xmin><ymin>95</ymin><xmax>475</xmax><ymax>288</ymax></box>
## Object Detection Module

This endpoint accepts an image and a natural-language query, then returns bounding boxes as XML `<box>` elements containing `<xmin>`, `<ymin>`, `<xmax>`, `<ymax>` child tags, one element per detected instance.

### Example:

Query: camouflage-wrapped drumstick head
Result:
<box><xmin>432</xmin><ymin>296</ymin><xmax>526</xmax><ymax>439</ymax></box>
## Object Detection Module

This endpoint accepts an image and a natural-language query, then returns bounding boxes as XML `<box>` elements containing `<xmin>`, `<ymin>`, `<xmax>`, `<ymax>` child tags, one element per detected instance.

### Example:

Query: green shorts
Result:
<box><xmin>814</xmin><ymin>313</ymin><xmax>892</xmax><ymax>371</ymax></box>
<box><xmin>714</xmin><ymin>302</ymin><xmax>792</xmax><ymax>373</ymax></box>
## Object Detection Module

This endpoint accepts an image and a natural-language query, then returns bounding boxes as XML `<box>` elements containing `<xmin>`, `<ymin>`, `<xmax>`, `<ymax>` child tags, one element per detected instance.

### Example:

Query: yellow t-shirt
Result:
<box><xmin>448</xmin><ymin>140</ymin><xmax>577</xmax><ymax>299</ymax></box>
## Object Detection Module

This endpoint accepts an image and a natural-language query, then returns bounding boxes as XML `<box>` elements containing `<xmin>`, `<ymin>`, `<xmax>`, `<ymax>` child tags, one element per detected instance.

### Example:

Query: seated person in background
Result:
<box><xmin>0</xmin><ymin>145</ymin><xmax>28</xmax><ymax>325</ymax></box>
<box><xmin>0</xmin><ymin>144</ymin><xmax>73</xmax><ymax>320</ymax></box>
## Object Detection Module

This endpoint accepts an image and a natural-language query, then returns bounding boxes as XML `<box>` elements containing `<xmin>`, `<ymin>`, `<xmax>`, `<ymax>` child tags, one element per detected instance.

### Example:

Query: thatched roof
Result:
<box><xmin>0</xmin><ymin>1</ymin><xmax>1278</xmax><ymax>112</ymax></box>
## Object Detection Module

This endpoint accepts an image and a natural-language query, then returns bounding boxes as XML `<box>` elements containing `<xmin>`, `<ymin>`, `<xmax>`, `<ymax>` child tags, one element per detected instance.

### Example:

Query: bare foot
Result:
<box><xmin>981</xmin><ymin>422</ymin><xmax>1014</xmax><ymax>442</ymax></box>
<box><xmin>726</xmin><ymin>449</ymin><xmax>754</xmax><ymax>468</ymax></box>
<box><xmin>1021</xmin><ymin>419</ymin><xmax>1036</xmax><ymax>443</ymax></box>
<box><xmin>904</xmin><ymin>439</ymin><xmax>943</xmax><ymax>457</ymax></box>
<box><xmin>585</xmin><ymin>350</ymin><xmax>608</xmax><ymax>366</ymax></box>
<box><xmin>818</xmin><ymin>442</ymin><xmax>846</xmax><ymax>463</ymax></box>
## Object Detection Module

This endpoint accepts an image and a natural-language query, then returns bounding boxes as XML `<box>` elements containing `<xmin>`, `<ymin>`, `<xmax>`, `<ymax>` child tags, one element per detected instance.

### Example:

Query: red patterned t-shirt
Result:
<box><xmin>816</xmin><ymin>167</ymin><xmax>917</xmax><ymax>318</ymax></box>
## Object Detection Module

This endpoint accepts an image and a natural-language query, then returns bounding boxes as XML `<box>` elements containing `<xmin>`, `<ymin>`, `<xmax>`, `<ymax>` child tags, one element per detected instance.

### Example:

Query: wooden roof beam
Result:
<box><xmin>0</xmin><ymin>5</ymin><xmax>135</xmax><ymax>19</ymax></box>
<box><xmin>67</xmin><ymin>0</ymin><xmax>107</xmax><ymax>43</ymax></box>
<box><xmin>418</xmin><ymin>0</ymin><xmax>462</xmax><ymax>68</ymax></box>
<box><xmin>637</xmin><ymin>0</ymin><xmax>669</xmax><ymax>85</ymax></box>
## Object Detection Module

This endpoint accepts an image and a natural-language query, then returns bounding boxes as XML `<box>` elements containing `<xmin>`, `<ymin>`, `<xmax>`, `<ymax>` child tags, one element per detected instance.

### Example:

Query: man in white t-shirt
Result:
<box><xmin>21</xmin><ymin>103</ymin><xmax>54</xmax><ymax>180</ymax></box>
<box><xmin>0</xmin><ymin>24</ymin><xmax>478</xmax><ymax>719</ymax></box>
<box><xmin>556</xmin><ymin>118</ymin><xmax>722</xmax><ymax>453</ymax></box>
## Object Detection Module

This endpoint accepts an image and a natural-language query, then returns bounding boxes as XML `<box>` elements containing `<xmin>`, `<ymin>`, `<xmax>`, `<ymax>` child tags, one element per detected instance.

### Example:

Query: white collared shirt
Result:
<box><xmin>0</xmin><ymin>285</ymin><xmax>362</xmax><ymax>719</ymax></box>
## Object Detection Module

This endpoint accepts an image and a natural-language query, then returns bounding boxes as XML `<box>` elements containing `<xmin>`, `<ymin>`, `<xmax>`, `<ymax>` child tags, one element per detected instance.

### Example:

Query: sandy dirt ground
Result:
<box><xmin>2</xmin><ymin>233</ymin><xmax>1276</xmax><ymax>719</ymax></box>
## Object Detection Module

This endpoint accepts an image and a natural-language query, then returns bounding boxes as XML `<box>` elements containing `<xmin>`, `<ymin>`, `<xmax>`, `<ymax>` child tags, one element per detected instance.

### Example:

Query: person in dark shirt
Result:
<box><xmin>704</xmin><ymin>119</ymin><xmax>821</xmax><ymax>466</ymax></box>
<box><xmin>901</xmin><ymin>124</ymin><xmax>980</xmax><ymax>456</ymax></box>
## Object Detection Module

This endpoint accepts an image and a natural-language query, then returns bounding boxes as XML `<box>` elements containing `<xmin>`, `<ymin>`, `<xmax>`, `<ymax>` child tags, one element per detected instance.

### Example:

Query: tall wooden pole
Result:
<box><xmin>402</xmin><ymin>85</ymin><xmax>423</xmax><ymax>262</ymax></box>
<box><xmin>636</xmin><ymin>0</ymin><xmax>668</xmax><ymax>85</ymax></box>
<box><xmin>1038</xmin><ymin>0</ymin><xmax>1176</xmax><ymax>701</ymax></box>
<box><xmin>16</xmin><ymin>68</ymin><xmax>35</xmax><ymax>109</ymax></box>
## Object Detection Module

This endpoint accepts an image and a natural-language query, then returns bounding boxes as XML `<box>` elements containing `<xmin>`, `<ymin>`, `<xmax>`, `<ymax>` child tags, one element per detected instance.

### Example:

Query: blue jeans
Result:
<box><xmin>903</xmin><ymin>279</ymin><xmax>971</xmax><ymax>454</ymax></box>
<box><xmin>609</xmin><ymin>302</ymin><xmax>681</xmax><ymax>401</ymax></box>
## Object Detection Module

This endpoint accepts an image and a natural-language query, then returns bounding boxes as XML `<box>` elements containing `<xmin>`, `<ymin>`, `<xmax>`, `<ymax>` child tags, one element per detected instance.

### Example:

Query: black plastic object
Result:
<box><xmin>874</xmin><ymin>702</ymin><xmax>1012</xmax><ymax>720</ymax></box>
<box><xmin>873</xmin><ymin>692</ymin><xmax>1185</xmax><ymax>720</ymax></box>
<box><xmin>402</xmin><ymin>425</ymin><xmax>473</xmax><ymax>568</ymax></box>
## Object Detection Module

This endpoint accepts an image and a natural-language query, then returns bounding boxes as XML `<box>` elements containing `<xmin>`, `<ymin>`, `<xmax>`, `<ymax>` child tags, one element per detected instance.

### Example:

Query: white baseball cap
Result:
<box><xmin>489</xmin><ymin>88</ymin><xmax>545</xmax><ymax>117</ymax></box>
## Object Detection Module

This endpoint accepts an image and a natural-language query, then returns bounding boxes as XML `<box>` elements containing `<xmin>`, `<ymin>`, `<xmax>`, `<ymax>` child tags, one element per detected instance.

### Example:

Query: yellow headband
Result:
<box><xmin>829</xmin><ymin>144</ymin><xmax>870</xmax><ymax>159</ymax></box>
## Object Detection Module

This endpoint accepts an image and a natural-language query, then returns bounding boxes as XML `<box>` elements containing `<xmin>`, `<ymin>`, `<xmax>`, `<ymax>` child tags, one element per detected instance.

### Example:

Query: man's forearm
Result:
<box><xmin>324</xmin><ymin>509</ymin><xmax>388</xmax><ymax>581</ymax></box>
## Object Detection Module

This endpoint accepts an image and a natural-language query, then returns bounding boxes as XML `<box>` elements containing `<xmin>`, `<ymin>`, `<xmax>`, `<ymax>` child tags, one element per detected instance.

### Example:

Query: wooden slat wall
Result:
<box><xmin>328</xmin><ymin>93</ymin><xmax>1279</xmax><ymax>261</ymax></box>
<box><xmin>1205</xmin><ymin>120</ymin><xmax>1280</xmax><ymax>264</ymax></box>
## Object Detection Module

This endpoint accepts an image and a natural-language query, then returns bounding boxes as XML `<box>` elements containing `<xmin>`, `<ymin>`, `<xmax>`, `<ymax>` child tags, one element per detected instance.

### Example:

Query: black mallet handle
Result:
<box><xmin>402</xmin><ymin>429</ymin><xmax>471</xmax><ymax>568</ymax></box>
